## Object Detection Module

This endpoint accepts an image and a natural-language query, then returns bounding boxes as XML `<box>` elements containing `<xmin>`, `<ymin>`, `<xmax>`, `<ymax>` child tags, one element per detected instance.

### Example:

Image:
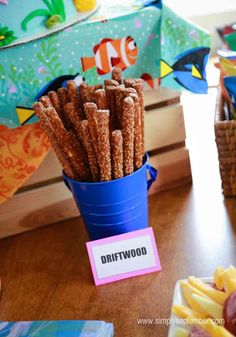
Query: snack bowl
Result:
<box><xmin>168</xmin><ymin>277</ymin><xmax>212</xmax><ymax>337</ymax></box>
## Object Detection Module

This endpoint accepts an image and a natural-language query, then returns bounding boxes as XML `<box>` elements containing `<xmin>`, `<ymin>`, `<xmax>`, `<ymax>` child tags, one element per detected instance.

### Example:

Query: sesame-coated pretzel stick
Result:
<box><xmin>67</xmin><ymin>80</ymin><xmax>79</xmax><ymax>106</ymax></box>
<box><xmin>48</xmin><ymin>91</ymin><xmax>61</xmax><ymax>112</ymax></box>
<box><xmin>124</xmin><ymin>78</ymin><xmax>136</xmax><ymax>88</ymax></box>
<box><xmin>67</xmin><ymin>80</ymin><xmax>83</xmax><ymax>119</ymax></box>
<box><xmin>48</xmin><ymin>91</ymin><xmax>69</xmax><ymax>129</ymax></box>
<box><xmin>105</xmin><ymin>85</ymin><xmax>117</xmax><ymax>131</ymax></box>
<box><xmin>44</xmin><ymin>106</ymin><xmax>91</xmax><ymax>181</ymax></box>
<box><xmin>112</xmin><ymin>67</ymin><xmax>122</xmax><ymax>84</ymax></box>
<box><xmin>94</xmin><ymin>89</ymin><xmax>108</xmax><ymax>109</ymax></box>
<box><xmin>104</xmin><ymin>79</ymin><xmax>119</xmax><ymax>88</ymax></box>
<box><xmin>33</xmin><ymin>102</ymin><xmax>77</xmax><ymax>179</ymax></box>
<box><xmin>122</xmin><ymin>96</ymin><xmax>135</xmax><ymax>176</ymax></box>
<box><xmin>125</xmin><ymin>87</ymin><xmax>137</xmax><ymax>96</ymax></box>
<box><xmin>97</xmin><ymin>110</ymin><xmax>112</xmax><ymax>181</ymax></box>
<box><xmin>58</xmin><ymin>87</ymin><xmax>69</xmax><ymax>107</ymax></box>
<box><xmin>115</xmin><ymin>85</ymin><xmax>125</xmax><ymax>130</ymax></box>
<box><xmin>80</xmin><ymin>82</ymin><xmax>93</xmax><ymax>103</ymax></box>
<box><xmin>129</xmin><ymin>93</ymin><xmax>143</xmax><ymax>170</ymax></box>
<box><xmin>78</xmin><ymin>120</ymin><xmax>100</xmax><ymax>182</ymax></box>
<box><xmin>57</xmin><ymin>87</ymin><xmax>73</xmax><ymax>129</ymax></box>
<box><xmin>39</xmin><ymin>95</ymin><xmax>52</xmax><ymax>108</ymax></box>
<box><xmin>111</xmin><ymin>130</ymin><xmax>123</xmax><ymax>179</ymax></box>
<box><xmin>63</xmin><ymin>102</ymin><xmax>81</xmax><ymax>137</ymax></box>
<box><xmin>93</xmin><ymin>84</ymin><xmax>103</xmax><ymax>91</ymax></box>
<box><xmin>88</xmin><ymin>84</ymin><xmax>103</xmax><ymax>100</ymax></box>
<box><xmin>133</xmin><ymin>80</ymin><xmax>145</xmax><ymax>155</ymax></box>
<box><xmin>67</xmin><ymin>129</ymin><xmax>90</xmax><ymax>169</ymax></box>
<box><xmin>84</xmin><ymin>102</ymin><xmax>99</xmax><ymax>157</ymax></box>
<box><xmin>79</xmin><ymin>83</ymin><xmax>94</xmax><ymax>119</ymax></box>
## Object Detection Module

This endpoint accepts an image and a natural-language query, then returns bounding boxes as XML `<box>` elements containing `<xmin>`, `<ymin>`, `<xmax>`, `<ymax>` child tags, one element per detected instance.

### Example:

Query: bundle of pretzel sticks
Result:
<box><xmin>33</xmin><ymin>67</ymin><xmax>145</xmax><ymax>183</ymax></box>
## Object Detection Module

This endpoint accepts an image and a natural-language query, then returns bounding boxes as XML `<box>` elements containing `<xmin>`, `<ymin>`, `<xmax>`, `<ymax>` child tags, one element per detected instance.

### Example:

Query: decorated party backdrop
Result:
<box><xmin>0</xmin><ymin>0</ymin><xmax>211</xmax><ymax>203</ymax></box>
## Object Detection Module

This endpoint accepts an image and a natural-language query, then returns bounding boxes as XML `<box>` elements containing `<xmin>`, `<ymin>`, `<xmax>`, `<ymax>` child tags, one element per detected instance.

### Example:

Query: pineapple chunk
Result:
<box><xmin>191</xmin><ymin>293</ymin><xmax>223</xmax><ymax>320</ymax></box>
<box><xmin>201</xmin><ymin>318</ymin><xmax>234</xmax><ymax>337</ymax></box>
<box><xmin>175</xmin><ymin>327</ymin><xmax>189</xmax><ymax>337</ymax></box>
<box><xmin>222</xmin><ymin>270</ymin><xmax>236</xmax><ymax>296</ymax></box>
<box><xmin>172</xmin><ymin>304</ymin><xmax>207</xmax><ymax>320</ymax></box>
<box><xmin>188</xmin><ymin>276</ymin><xmax>227</xmax><ymax>305</ymax></box>
<box><xmin>214</xmin><ymin>267</ymin><xmax>225</xmax><ymax>290</ymax></box>
<box><xmin>181</xmin><ymin>281</ymin><xmax>210</xmax><ymax>315</ymax></box>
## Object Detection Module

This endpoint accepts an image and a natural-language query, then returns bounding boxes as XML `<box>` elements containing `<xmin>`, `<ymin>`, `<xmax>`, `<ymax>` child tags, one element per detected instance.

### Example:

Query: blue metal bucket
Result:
<box><xmin>63</xmin><ymin>154</ymin><xmax>157</xmax><ymax>240</ymax></box>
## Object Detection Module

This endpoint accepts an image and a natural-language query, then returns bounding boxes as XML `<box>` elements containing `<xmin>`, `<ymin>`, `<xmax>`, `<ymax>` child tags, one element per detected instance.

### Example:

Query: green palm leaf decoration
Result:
<box><xmin>21</xmin><ymin>0</ymin><xmax>66</xmax><ymax>31</ymax></box>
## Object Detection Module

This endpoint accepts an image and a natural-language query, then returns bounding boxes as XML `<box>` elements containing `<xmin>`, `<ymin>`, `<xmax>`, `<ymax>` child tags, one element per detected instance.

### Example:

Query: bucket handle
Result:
<box><xmin>147</xmin><ymin>162</ymin><xmax>158</xmax><ymax>190</ymax></box>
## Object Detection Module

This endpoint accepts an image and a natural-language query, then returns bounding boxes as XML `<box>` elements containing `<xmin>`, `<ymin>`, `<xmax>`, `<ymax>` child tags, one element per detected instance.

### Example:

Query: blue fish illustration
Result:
<box><xmin>35</xmin><ymin>73</ymin><xmax>84</xmax><ymax>100</ymax></box>
<box><xmin>16</xmin><ymin>73</ymin><xmax>84</xmax><ymax>125</ymax></box>
<box><xmin>134</xmin><ymin>0</ymin><xmax>162</xmax><ymax>9</ymax></box>
<box><xmin>160</xmin><ymin>47</ymin><xmax>210</xmax><ymax>93</ymax></box>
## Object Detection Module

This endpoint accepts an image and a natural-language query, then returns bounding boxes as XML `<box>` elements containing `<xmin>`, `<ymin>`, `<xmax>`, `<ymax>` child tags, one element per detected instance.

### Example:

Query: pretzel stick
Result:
<box><xmin>124</xmin><ymin>78</ymin><xmax>136</xmax><ymax>88</ymax></box>
<box><xmin>63</xmin><ymin>102</ymin><xmax>81</xmax><ymax>137</ymax></box>
<box><xmin>122</xmin><ymin>96</ymin><xmax>135</xmax><ymax>175</ymax></box>
<box><xmin>39</xmin><ymin>95</ymin><xmax>52</xmax><ymax>108</ymax></box>
<box><xmin>125</xmin><ymin>87</ymin><xmax>137</xmax><ymax>96</ymax></box>
<box><xmin>112</xmin><ymin>67</ymin><xmax>122</xmax><ymax>84</ymax></box>
<box><xmin>97</xmin><ymin>110</ymin><xmax>112</xmax><ymax>181</ymax></box>
<box><xmin>111</xmin><ymin>130</ymin><xmax>123</xmax><ymax>179</ymax></box>
<box><xmin>84</xmin><ymin>102</ymin><xmax>99</xmax><ymax>157</ymax></box>
<box><xmin>57</xmin><ymin>87</ymin><xmax>73</xmax><ymax>129</ymax></box>
<box><xmin>34</xmin><ymin>102</ymin><xmax>77</xmax><ymax>179</ymax></box>
<box><xmin>133</xmin><ymin>80</ymin><xmax>145</xmax><ymax>155</ymax></box>
<box><xmin>48</xmin><ymin>91</ymin><xmax>68</xmax><ymax>128</ymax></box>
<box><xmin>88</xmin><ymin>84</ymin><xmax>103</xmax><ymax>100</ymax></box>
<box><xmin>104</xmin><ymin>79</ymin><xmax>119</xmax><ymax>88</ymax></box>
<box><xmin>130</xmin><ymin>93</ymin><xmax>143</xmax><ymax>170</ymax></box>
<box><xmin>67</xmin><ymin>80</ymin><xmax>79</xmax><ymax>105</ymax></box>
<box><xmin>94</xmin><ymin>89</ymin><xmax>108</xmax><ymax>109</ymax></box>
<box><xmin>80</xmin><ymin>82</ymin><xmax>93</xmax><ymax>103</ymax></box>
<box><xmin>78</xmin><ymin>120</ymin><xmax>100</xmax><ymax>182</ymax></box>
<box><xmin>93</xmin><ymin>84</ymin><xmax>103</xmax><ymax>91</ymax></box>
<box><xmin>67</xmin><ymin>80</ymin><xmax>84</xmax><ymax>120</ymax></box>
<box><xmin>44</xmin><ymin>106</ymin><xmax>91</xmax><ymax>181</ymax></box>
<box><xmin>115</xmin><ymin>86</ymin><xmax>125</xmax><ymax>130</ymax></box>
<box><xmin>105</xmin><ymin>85</ymin><xmax>116</xmax><ymax>131</ymax></box>
<box><xmin>58</xmin><ymin>87</ymin><xmax>69</xmax><ymax>107</ymax></box>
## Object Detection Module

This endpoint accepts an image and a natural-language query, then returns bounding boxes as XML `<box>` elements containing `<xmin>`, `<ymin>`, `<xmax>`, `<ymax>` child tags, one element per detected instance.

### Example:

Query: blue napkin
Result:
<box><xmin>0</xmin><ymin>321</ymin><xmax>114</xmax><ymax>337</ymax></box>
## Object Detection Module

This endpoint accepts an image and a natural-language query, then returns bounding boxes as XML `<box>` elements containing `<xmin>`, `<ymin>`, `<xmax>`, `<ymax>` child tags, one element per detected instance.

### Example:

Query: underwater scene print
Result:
<box><xmin>0</xmin><ymin>2</ymin><xmax>210</xmax><ymax>127</ymax></box>
<box><xmin>0</xmin><ymin>6</ymin><xmax>162</xmax><ymax>127</ymax></box>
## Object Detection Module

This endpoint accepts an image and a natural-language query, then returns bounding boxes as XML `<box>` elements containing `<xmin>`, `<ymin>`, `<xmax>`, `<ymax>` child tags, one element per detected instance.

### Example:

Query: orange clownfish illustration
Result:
<box><xmin>81</xmin><ymin>36</ymin><xmax>138</xmax><ymax>75</ymax></box>
<box><xmin>141</xmin><ymin>73</ymin><xmax>160</xmax><ymax>90</ymax></box>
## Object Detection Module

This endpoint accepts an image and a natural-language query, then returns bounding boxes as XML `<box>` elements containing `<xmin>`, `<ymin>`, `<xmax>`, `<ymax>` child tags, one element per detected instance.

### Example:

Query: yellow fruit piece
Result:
<box><xmin>214</xmin><ymin>267</ymin><xmax>225</xmax><ymax>290</ymax></box>
<box><xmin>175</xmin><ymin>327</ymin><xmax>189</xmax><ymax>337</ymax></box>
<box><xmin>188</xmin><ymin>276</ymin><xmax>227</xmax><ymax>305</ymax></box>
<box><xmin>192</xmin><ymin>294</ymin><xmax>223</xmax><ymax>320</ymax></box>
<box><xmin>222</xmin><ymin>270</ymin><xmax>236</xmax><ymax>296</ymax></box>
<box><xmin>201</xmin><ymin>318</ymin><xmax>234</xmax><ymax>337</ymax></box>
<box><xmin>74</xmin><ymin>0</ymin><xmax>96</xmax><ymax>11</ymax></box>
<box><xmin>181</xmin><ymin>280</ymin><xmax>210</xmax><ymax>315</ymax></box>
<box><xmin>172</xmin><ymin>304</ymin><xmax>207</xmax><ymax>319</ymax></box>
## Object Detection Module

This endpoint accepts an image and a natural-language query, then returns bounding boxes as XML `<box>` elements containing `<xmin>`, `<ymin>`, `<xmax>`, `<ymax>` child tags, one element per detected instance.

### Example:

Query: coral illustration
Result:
<box><xmin>21</xmin><ymin>0</ymin><xmax>66</xmax><ymax>30</ymax></box>
<box><xmin>37</xmin><ymin>36</ymin><xmax>63</xmax><ymax>80</ymax></box>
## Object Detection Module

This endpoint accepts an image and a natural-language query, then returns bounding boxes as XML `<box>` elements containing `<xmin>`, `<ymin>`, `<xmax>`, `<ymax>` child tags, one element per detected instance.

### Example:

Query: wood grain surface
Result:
<box><xmin>0</xmin><ymin>184</ymin><xmax>236</xmax><ymax>336</ymax></box>
<box><xmin>1</xmin><ymin>88</ymin><xmax>234</xmax><ymax>336</ymax></box>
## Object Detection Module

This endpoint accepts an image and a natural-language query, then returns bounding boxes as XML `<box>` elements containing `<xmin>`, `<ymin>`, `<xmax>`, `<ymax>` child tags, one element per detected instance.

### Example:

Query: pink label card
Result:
<box><xmin>86</xmin><ymin>227</ymin><xmax>161</xmax><ymax>286</ymax></box>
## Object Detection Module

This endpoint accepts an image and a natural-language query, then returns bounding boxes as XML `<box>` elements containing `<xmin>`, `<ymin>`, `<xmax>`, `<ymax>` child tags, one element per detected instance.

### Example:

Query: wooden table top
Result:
<box><xmin>1</xmin><ymin>182</ymin><xmax>236</xmax><ymax>336</ymax></box>
<box><xmin>1</xmin><ymin>89</ymin><xmax>236</xmax><ymax>336</ymax></box>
